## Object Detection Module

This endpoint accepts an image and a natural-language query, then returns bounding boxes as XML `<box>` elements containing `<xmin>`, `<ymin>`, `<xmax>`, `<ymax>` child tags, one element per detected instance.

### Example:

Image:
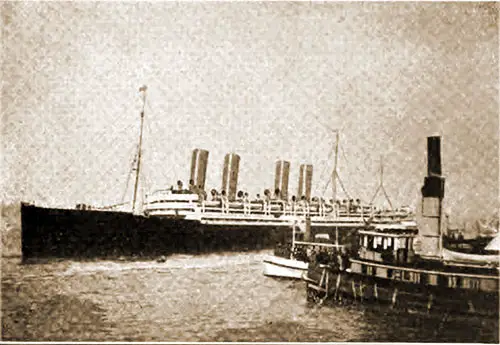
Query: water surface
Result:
<box><xmin>1</xmin><ymin>251</ymin><xmax>497</xmax><ymax>342</ymax></box>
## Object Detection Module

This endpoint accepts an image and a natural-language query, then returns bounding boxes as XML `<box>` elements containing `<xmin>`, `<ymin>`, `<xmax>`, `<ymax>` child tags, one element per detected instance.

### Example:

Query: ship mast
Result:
<box><xmin>370</xmin><ymin>155</ymin><xmax>393</xmax><ymax>210</ymax></box>
<box><xmin>332</xmin><ymin>130</ymin><xmax>339</xmax><ymax>202</ymax></box>
<box><xmin>330</xmin><ymin>129</ymin><xmax>350</xmax><ymax>201</ymax></box>
<box><xmin>132</xmin><ymin>85</ymin><xmax>147</xmax><ymax>213</ymax></box>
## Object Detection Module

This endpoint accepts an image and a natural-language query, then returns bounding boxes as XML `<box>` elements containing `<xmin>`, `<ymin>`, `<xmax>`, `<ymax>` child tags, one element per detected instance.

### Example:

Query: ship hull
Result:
<box><xmin>263</xmin><ymin>256</ymin><xmax>309</xmax><ymax>279</ymax></box>
<box><xmin>304</xmin><ymin>265</ymin><xmax>499</xmax><ymax>318</ymax></box>
<box><xmin>20</xmin><ymin>203</ymin><xmax>288</xmax><ymax>261</ymax></box>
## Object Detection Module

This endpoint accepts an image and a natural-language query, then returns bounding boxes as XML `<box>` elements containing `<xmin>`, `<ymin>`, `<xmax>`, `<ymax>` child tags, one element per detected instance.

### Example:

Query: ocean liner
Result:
<box><xmin>21</xmin><ymin>87</ymin><xmax>413</xmax><ymax>261</ymax></box>
<box><xmin>303</xmin><ymin>136</ymin><xmax>499</xmax><ymax>317</ymax></box>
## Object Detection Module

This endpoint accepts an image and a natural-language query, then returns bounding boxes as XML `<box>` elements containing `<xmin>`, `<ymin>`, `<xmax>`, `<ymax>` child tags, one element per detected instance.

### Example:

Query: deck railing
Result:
<box><xmin>144</xmin><ymin>193</ymin><xmax>411</xmax><ymax>220</ymax></box>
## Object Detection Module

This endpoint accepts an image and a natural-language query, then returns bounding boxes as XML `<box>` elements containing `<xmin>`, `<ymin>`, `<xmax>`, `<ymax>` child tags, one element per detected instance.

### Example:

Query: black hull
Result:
<box><xmin>305</xmin><ymin>265</ymin><xmax>499</xmax><ymax>318</ymax></box>
<box><xmin>20</xmin><ymin>203</ymin><xmax>287</xmax><ymax>261</ymax></box>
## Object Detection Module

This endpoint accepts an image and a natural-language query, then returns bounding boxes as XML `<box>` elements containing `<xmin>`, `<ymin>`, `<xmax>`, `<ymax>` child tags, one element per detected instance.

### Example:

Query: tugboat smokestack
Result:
<box><xmin>416</xmin><ymin>136</ymin><xmax>446</xmax><ymax>259</ymax></box>
<box><xmin>422</xmin><ymin>136</ymin><xmax>445</xmax><ymax>199</ymax></box>
<box><xmin>427</xmin><ymin>136</ymin><xmax>442</xmax><ymax>177</ymax></box>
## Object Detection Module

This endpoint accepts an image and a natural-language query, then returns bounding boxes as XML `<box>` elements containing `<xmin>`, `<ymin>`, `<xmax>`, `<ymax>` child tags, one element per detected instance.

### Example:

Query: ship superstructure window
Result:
<box><xmin>428</xmin><ymin>274</ymin><xmax>438</xmax><ymax>286</ymax></box>
<box><xmin>448</xmin><ymin>276</ymin><xmax>463</xmax><ymax>289</ymax></box>
<box><xmin>367</xmin><ymin>265</ymin><xmax>377</xmax><ymax>276</ymax></box>
<box><xmin>402</xmin><ymin>270</ymin><xmax>420</xmax><ymax>284</ymax></box>
<box><xmin>464</xmin><ymin>277</ymin><xmax>480</xmax><ymax>290</ymax></box>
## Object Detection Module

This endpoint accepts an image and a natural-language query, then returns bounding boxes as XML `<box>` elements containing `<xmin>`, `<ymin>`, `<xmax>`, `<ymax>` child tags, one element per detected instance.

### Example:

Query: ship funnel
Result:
<box><xmin>274</xmin><ymin>160</ymin><xmax>290</xmax><ymax>200</ymax></box>
<box><xmin>190</xmin><ymin>149</ymin><xmax>209</xmax><ymax>190</ymax></box>
<box><xmin>415</xmin><ymin>136</ymin><xmax>446</xmax><ymax>259</ymax></box>
<box><xmin>427</xmin><ymin>136</ymin><xmax>442</xmax><ymax>177</ymax></box>
<box><xmin>298</xmin><ymin>164</ymin><xmax>313</xmax><ymax>201</ymax></box>
<box><xmin>222</xmin><ymin>153</ymin><xmax>240</xmax><ymax>201</ymax></box>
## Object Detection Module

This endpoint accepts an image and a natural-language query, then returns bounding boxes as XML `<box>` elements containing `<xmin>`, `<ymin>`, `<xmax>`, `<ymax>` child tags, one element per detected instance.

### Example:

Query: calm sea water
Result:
<box><xmin>1</xmin><ymin>251</ymin><xmax>498</xmax><ymax>342</ymax></box>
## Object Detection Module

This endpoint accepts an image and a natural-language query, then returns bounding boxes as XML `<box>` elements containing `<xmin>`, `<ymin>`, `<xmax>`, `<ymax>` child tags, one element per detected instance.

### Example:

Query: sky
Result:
<box><xmin>1</xmin><ymin>2</ymin><xmax>498</xmax><ymax>223</ymax></box>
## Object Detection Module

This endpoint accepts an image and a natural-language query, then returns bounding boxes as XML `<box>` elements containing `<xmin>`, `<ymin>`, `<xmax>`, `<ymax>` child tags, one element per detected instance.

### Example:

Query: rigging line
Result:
<box><xmin>335</xmin><ymin>172</ymin><xmax>351</xmax><ymax>200</ymax></box>
<box><xmin>322</xmin><ymin>176</ymin><xmax>331</xmax><ymax>197</ymax></box>
<box><xmin>141</xmin><ymin>167</ymin><xmax>153</xmax><ymax>200</ymax></box>
<box><xmin>319</xmin><ymin>151</ymin><xmax>337</xmax><ymax>197</ymax></box>
<box><xmin>318</xmin><ymin>144</ymin><xmax>336</xmax><ymax>196</ymax></box>
<box><xmin>338</xmin><ymin>139</ymin><xmax>364</xmax><ymax>195</ymax></box>
<box><xmin>381</xmin><ymin>185</ymin><xmax>394</xmax><ymax>210</ymax></box>
<box><xmin>370</xmin><ymin>184</ymin><xmax>382</xmax><ymax>205</ymax></box>
<box><xmin>120</xmin><ymin>149</ymin><xmax>138</xmax><ymax>205</ymax></box>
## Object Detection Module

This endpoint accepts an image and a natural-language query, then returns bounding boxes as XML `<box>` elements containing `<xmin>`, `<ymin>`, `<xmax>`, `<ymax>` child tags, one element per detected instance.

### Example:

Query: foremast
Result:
<box><xmin>132</xmin><ymin>85</ymin><xmax>147</xmax><ymax>214</ymax></box>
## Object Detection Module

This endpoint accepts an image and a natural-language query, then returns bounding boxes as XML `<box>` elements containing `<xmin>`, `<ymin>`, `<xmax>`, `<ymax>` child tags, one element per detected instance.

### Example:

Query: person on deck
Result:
<box><xmin>290</xmin><ymin>195</ymin><xmax>297</xmax><ymax>215</ymax></box>
<box><xmin>210</xmin><ymin>189</ymin><xmax>219</xmax><ymax>201</ymax></box>
<box><xmin>298</xmin><ymin>195</ymin><xmax>308</xmax><ymax>215</ymax></box>
<box><xmin>237</xmin><ymin>190</ymin><xmax>244</xmax><ymax>202</ymax></box>
<box><xmin>273</xmin><ymin>188</ymin><xmax>281</xmax><ymax>200</ymax></box>
<box><xmin>188</xmin><ymin>179</ymin><xmax>196</xmax><ymax>193</ymax></box>
<box><xmin>221</xmin><ymin>190</ymin><xmax>229</xmax><ymax>213</ymax></box>
<box><xmin>263</xmin><ymin>189</ymin><xmax>271</xmax><ymax>215</ymax></box>
<box><xmin>243</xmin><ymin>192</ymin><xmax>250</xmax><ymax>215</ymax></box>
<box><xmin>177</xmin><ymin>180</ymin><xmax>184</xmax><ymax>193</ymax></box>
<box><xmin>198</xmin><ymin>185</ymin><xmax>207</xmax><ymax>201</ymax></box>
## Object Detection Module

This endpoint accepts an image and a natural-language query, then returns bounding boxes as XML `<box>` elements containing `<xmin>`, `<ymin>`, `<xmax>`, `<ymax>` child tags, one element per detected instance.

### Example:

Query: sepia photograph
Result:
<box><xmin>1</xmin><ymin>1</ymin><xmax>499</xmax><ymax>342</ymax></box>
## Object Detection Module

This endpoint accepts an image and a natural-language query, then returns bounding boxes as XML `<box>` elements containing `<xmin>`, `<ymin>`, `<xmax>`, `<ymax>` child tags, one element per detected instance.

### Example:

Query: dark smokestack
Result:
<box><xmin>298</xmin><ymin>164</ymin><xmax>313</xmax><ymax>201</ymax></box>
<box><xmin>421</xmin><ymin>136</ymin><xmax>445</xmax><ymax>199</ymax></box>
<box><xmin>222</xmin><ymin>153</ymin><xmax>240</xmax><ymax>201</ymax></box>
<box><xmin>427</xmin><ymin>136</ymin><xmax>441</xmax><ymax>177</ymax></box>
<box><xmin>190</xmin><ymin>149</ymin><xmax>209</xmax><ymax>190</ymax></box>
<box><xmin>274</xmin><ymin>160</ymin><xmax>290</xmax><ymax>200</ymax></box>
<box><xmin>416</xmin><ymin>136</ymin><xmax>446</xmax><ymax>258</ymax></box>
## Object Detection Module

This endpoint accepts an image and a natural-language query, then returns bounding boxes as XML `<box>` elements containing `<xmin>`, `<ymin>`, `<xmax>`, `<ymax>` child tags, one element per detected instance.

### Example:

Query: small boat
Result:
<box><xmin>263</xmin><ymin>255</ymin><xmax>310</xmax><ymax>279</ymax></box>
<box><xmin>263</xmin><ymin>217</ymin><xmax>345</xmax><ymax>279</ymax></box>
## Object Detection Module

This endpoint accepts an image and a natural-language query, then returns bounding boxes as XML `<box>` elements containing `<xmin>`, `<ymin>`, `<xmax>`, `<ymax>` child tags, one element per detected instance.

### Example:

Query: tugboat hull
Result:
<box><xmin>304</xmin><ymin>265</ymin><xmax>499</xmax><ymax>318</ymax></box>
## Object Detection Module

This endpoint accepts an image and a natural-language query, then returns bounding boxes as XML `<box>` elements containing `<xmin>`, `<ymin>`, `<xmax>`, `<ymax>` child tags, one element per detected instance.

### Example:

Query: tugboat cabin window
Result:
<box><xmin>367</xmin><ymin>236</ymin><xmax>374</xmax><ymax>249</ymax></box>
<box><xmin>359</xmin><ymin>231</ymin><xmax>414</xmax><ymax>254</ymax></box>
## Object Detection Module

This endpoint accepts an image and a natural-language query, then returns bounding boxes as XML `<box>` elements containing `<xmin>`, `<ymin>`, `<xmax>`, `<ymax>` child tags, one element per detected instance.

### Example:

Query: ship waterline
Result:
<box><xmin>21</xmin><ymin>198</ymin><xmax>400</xmax><ymax>260</ymax></box>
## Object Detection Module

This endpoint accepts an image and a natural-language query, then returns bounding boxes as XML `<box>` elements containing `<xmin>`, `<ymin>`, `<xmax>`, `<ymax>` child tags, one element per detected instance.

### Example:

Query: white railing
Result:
<box><xmin>143</xmin><ymin>192</ymin><xmax>413</xmax><ymax>221</ymax></box>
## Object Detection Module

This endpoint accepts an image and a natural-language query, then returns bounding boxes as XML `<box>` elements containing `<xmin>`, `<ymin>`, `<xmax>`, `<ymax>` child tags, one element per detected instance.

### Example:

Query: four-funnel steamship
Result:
<box><xmin>21</xmin><ymin>147</ymin><xmax>413</xmax><ymax>260</ymax></box>
<box><xmin>20</xmin><ymin>86</ymin><xmax>413</xmax><ymax>261</ymax></box>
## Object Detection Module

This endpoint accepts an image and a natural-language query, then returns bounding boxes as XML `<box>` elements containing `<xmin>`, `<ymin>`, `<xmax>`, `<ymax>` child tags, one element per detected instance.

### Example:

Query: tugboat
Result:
<box><xmin>303</xmin><ymin>136</ymin><xmax>499</xmax><ymax>317</ymax></box>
